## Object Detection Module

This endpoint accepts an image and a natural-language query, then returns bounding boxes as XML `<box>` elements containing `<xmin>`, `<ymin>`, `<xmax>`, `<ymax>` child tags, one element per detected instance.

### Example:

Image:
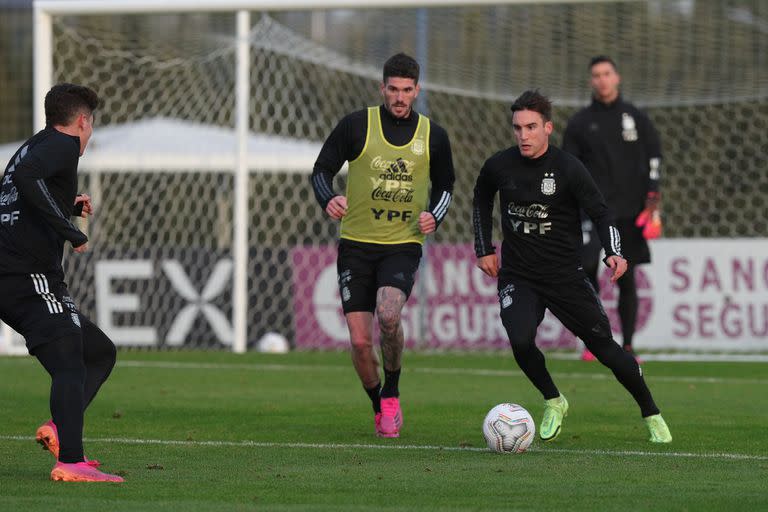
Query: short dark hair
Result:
<box><xmin>510</xmin><ymin>89</ymin><xmax>552</xmax><ymax>122</ymax></box>
<box><xmin>44</xmin><ymin>83</ymin><xmax>99</xmax><ymax>126</ymax></box>
<box><xmin>383</xmin><ymin>53</ymin><xmax>420</xmax><ymax>84</ymax></box>
<box><xmin>589</xmin><ymin>55</ymin><xmax>617</xmax><ymax>72</ymax></box>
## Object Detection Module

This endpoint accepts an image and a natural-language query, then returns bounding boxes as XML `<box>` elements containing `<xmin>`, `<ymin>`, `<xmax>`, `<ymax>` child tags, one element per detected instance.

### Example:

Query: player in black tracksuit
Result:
<box><xmin>0</xmin><ymin>84</ymin><xmax>123</xmax><ymax>481</ymax></box>
<box><xmin>562</xmin><ymin>56</ymin><xmax>662</xmax><ymax>358</ymax></box>
<box><xmin>473</xmin><ymin>90</ymin><xmax>671</xmax><ymax>443</ymax></box>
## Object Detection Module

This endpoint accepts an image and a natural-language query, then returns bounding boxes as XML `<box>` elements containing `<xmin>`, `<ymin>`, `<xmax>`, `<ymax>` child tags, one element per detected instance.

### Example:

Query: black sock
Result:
<box><xmin>511</xmin><ymin>345</ymin><xmax>560</xmax><ymax>400</ymax></box>
<box><xmin>33</xmin><ymin>338</ymin><xmax>87</xmax><ymax>464</ymax></box>
<box><xmin>586</xmin><ymin>337</ymin><xmax>659</xmax><ymax>417</ymax></box>
<box><xmin>365</xmin><ymin>382</ymin><xmax>381</xmax><ymax>413</ymax></box>
<box><xmin>381</xmin><ymin>368</ymin><xmax>401</xmax><ymax>398</ymax></box>
<box><xmin>81</xmin><ymin>317</ymin><xmax>117</xmax><ymax>410</ymax></box>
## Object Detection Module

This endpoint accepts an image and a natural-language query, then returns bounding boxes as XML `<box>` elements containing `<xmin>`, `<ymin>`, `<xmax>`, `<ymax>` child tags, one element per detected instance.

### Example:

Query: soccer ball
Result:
<box><xmin>256</xmin><ymin>332</ymin><xmax>290</xmax><ymax>353</ymax></box>
<box><xmin>482</xmin><ymin>403</ymin><xmax>536</xmax><ymax>454</ymax></box>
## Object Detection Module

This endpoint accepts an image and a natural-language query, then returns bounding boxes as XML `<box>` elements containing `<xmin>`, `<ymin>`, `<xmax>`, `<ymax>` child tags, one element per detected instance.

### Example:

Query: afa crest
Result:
<box><xmin>541</xmin><ymin>172</ymin><xmax>556</xmax><ymax>196</ymax></box>
<box><xmin>411</xmin><ymin>138</ymin><xmax>425</xmax><ymax>156</ymax></box>
<box><xmin>622</xmin><ymin>113</ymin><xmax>638</xmax><ymax>141</ymax></box>
<box><xmin>499</xmin><ymin>284</ymin><xmax>515</xmax><ymax>309</ymax></box>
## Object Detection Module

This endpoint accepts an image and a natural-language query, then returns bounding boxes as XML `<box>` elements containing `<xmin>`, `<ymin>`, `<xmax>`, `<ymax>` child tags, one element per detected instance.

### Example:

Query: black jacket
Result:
<box><xmin>0</xmin><ymin>127</ymin><xmax>87</xmax><ymax>277</ymax></box>
<box><xmin>473</xmin><ymin>145</ymin><xmax>621</xmax><ymax>282</ymax></box>
<box><xmin>562</xmin><ymin>96</ymin><xmax>662</xmax><ymax>219</ymax></box>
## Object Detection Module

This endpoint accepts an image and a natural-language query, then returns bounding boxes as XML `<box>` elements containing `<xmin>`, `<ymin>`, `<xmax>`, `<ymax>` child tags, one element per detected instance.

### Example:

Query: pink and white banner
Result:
<box><xmin>641</xmin><ymin>239</ymin><xmax>768</xmax><ymax>351</ymax></box>
<box><xmin>292</xmin><ymin>244</ymin><xmax>577</xmax><ymax>350</ymax></box>
<box><xmin>292</xmin><ymin>239</ymin><xmax>768</xmax><ymax>352</ymax></box>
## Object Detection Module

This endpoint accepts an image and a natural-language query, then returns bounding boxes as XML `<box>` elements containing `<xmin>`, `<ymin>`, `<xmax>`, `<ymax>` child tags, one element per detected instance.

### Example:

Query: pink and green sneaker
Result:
<box><xmin>36</xmin><ymin>420</ymin><xmax>101</xmax><ymax>467</ymax></box>
<box><xmin>378</xmin><ymin>397</ymin><xmax>403</xmax><ymax>438</ymax></box>
<box><xmin>540</xmin><ymin>394</ymin><xmax>569</xmax><ymax>442</ymax></box>
<box><xmin>50</xmin><ymin>462</ymin><xmax>123</xmax><ymax>483</ymax></box>
<box><xmin>645</xmin><ymin>414</ymin><xmax>672</xmax><ymax>443</ymax></box>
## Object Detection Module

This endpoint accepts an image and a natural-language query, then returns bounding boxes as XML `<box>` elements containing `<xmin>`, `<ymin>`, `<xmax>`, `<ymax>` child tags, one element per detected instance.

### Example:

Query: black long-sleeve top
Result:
<box><xmin>562</xmin><ymin>96</ymin><xmax>662</xmax><ymax>219</ymax></box>
<box><xmin>473</xmin><ymin>145</ymin><xmax>622</xmax><ymax>282</ymax></box>
<box><xmin>0</xmin><ymin>127</ymin><xmax>87</xmax><ymax>277</ymax></box>
<box><xmin>311</xmin><ymin>105</ymin><xmax>455</xmax><ymax>227</ymax></box>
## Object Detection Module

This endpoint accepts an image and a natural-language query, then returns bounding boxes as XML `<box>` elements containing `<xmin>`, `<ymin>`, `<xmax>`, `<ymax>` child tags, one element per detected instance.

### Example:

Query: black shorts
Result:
<box><xmin>498</xmin><ymin>273</ymin><xmax>613</xmax><ymax>344</ymax></box>
<box><xmin>582</xmin><ymin>216</ymin><xmax>650</xmax><ymax>266</ymax></box>
<box><xmin>0</xmin><ymin>273</ymin><xmax>82</xmax><ymax>350</ymax></box>
<box><xmin>337</xmin><ymin>239</ymin><xmax>422</xmax><ymax>314</ymax></box>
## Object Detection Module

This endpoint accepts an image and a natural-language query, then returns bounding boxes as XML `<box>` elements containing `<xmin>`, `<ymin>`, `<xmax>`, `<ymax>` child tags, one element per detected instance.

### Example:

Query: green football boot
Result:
<box><xmin>645</xmin><ymin>414</ymin><xmax>672</xmax><ymax>443</ymax></box>
<box><xmin>539</xmin><ymin>394</ymin><xmax>568</xmax><ymax>442</ymax></box>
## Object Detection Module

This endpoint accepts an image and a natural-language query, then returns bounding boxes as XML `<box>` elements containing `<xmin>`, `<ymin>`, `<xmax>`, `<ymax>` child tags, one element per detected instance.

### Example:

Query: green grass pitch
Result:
<box><xmin>1</xmin><ymin>351</ymin><xmax>766</xmax><ymax>511</ymax></box>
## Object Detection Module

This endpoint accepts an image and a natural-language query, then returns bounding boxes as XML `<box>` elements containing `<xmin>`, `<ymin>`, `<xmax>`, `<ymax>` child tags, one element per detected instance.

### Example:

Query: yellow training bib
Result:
<box><xmin>340</xmin><ymin>107</ymin><xmax>431</xmax><ymax>245</ymax></box>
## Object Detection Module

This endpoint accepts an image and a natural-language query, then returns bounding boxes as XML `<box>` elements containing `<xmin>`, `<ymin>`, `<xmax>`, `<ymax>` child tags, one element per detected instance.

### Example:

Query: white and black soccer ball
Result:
<box><xmin>482</xmin><ymin>403</ymin><xmax>535</xmax><ymax>454</ymax></box>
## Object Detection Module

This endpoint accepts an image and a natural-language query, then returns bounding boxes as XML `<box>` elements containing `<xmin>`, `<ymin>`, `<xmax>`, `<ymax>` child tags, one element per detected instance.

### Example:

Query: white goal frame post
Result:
<box><xmin>29</xmin><ymin>0</ymin><xmax>638</xmax><ymax>354</ymax></box>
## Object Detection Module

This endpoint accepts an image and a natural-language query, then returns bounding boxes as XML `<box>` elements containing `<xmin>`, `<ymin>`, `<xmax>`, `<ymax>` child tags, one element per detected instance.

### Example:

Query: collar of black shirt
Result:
<box><xmin>590</xmin><ymin>95</ymin><xmax>623</xmax><ymax>111</ymax></box>
<box><xmin>521</xmin><ymin>146</ymin><xmax>553</xmax><ymax>167</ymax></box>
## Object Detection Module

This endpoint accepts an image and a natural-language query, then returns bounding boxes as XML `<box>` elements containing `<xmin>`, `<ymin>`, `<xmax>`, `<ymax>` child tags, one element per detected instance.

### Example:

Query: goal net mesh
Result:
<box><xmin>43</xmin><ymin>1</ymin><xmax>766</xmax><ymax>349</ymax></box>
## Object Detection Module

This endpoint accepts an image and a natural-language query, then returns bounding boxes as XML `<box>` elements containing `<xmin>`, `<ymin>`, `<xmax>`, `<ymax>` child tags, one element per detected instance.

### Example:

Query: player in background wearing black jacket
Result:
<box><xmin>0</xmin><ymin>84</ymin><xmax>123</xmax><ymax>482</ymax></box>
<box><xmin>311</xmin><ymin>53</ymin><xmax>455</xmax><ymax>438</ymax></box>
<box><xmin>473</xmin><ymin>90</ymin><xmax>671</xmax><ymax>443</ymax></box>
<box><xmin>563</xmin><ymin>56</ymin><xmax>663</xmax><ymax>362</ymax></box>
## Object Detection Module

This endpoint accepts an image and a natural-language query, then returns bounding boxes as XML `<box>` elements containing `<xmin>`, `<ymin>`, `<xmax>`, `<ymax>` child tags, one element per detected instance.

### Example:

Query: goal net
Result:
<box><xmin>9</xmin><ymin>0</ymin><xmax>765</xmax><ymax>352</ymax></box>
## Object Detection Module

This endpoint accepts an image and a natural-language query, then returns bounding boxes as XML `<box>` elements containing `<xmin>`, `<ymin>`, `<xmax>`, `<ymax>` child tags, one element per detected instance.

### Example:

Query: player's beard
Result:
<box><xmin>388</xmin><ymin>101</ymin><xmax>411</xmax><ymax>118</ymax></box>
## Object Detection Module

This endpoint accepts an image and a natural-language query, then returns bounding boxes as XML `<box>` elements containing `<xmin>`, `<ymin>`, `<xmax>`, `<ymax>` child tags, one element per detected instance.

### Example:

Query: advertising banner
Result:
<box><xmin>292</xmin><ymin>240</ymin><xmax>768</xmax><ymax>352</ymax></box>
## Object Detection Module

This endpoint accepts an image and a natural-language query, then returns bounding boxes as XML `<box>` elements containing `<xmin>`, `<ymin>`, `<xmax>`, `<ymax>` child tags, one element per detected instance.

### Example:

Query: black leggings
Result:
<box><xmin>499</xmin><ymin>276</ymin><xmax>659</xmax><ymax>418</ymax></box>
<box><xmin>32</xmin><ymin>316</ymin><xmax>116</xmax><ymax>463</ymax></box>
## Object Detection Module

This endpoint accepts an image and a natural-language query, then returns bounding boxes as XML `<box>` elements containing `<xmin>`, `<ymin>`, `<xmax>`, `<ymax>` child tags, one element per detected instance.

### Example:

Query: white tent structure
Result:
<box><xmin>0</xmin><ymin>118</ymin><xmax>324</xmax><ymax>173</ymax></box>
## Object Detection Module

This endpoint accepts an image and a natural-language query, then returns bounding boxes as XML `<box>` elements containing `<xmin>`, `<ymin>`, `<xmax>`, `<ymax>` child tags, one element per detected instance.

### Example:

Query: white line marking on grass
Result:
<box><xmin>111</xmin><ymin>360</ymin><xmax>768</xmax><ymax>385</ymax></box>
<box><xmin>547</xmin><ymin>353</ymin><xmax>768</xmax><ymax>363</ymax></box>
<box><xmin>1</xmin><ymin>435</ymin><xmax>766</xmax><ymax>461</ymax></box>
<box><xmin>532</xmin><ymin>447</ymin><xmax>768</xmax><ymax>461</ymax></box>
<box><xmin>2</xmin><ymin>358</ymin><xmax>766</xmax><ymax>385</ymax></box>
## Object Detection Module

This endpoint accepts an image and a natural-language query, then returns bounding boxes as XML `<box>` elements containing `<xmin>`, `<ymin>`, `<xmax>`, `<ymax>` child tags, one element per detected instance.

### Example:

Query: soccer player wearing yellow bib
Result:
<box><xmin>311</xmin><ymin>53</ymin><xmax>455</xmax><ymax>438</ymax></box>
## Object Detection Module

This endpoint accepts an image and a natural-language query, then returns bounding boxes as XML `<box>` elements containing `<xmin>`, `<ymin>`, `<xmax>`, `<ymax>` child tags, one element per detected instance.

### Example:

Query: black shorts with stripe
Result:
<box><xmin>0</xmin><ymin>273</ymin><xmax>82</xmax><ymax>350</ymax></box>
<box><xmin>497</xmin><ymin>272</ymin><xmax>614</xmax><ymax>346</ymax></box>
<box><xmin>337</xmin><ymin>239</ymin><xmax>422</xmax><ymax>314</ymax></box>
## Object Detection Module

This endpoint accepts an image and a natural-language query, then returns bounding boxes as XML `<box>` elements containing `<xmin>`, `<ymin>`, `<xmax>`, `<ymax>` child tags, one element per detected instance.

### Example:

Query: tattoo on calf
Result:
<box><xmin>376</xmin><ymin>286</ymin><xmax>406</xmax><ymax>371</ymax></box>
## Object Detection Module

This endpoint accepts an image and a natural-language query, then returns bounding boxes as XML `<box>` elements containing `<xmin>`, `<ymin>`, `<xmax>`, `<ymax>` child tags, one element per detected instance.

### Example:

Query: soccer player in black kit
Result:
<box><xmin>0</xmin><ymin>84</ymin><xmax>123</xmax><ymax>481</ymax></box>
<box><xmin>472</xmin><ymin>90</ymin><xmax>671</xmax><ymax>443</ymax></box>
<box><xmin>563</xmin><ymin>56</ymin><xmax>663</xmax><ymax>362</ymax></box>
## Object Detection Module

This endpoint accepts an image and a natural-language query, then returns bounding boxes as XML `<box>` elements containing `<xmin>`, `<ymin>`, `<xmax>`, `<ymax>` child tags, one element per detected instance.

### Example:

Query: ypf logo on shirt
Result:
<box><xmin>622</xmin><ymin>113</ymin><xmax>638</xmax><ymax>141</ymax></box>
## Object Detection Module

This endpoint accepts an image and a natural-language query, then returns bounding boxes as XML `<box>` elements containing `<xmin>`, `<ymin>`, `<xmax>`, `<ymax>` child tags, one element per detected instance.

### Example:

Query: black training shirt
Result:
<box><xmin>473</xmin><ymin>145</ymin><xmax>622</xmax><ymax>282</ymax></box>
<box><xmin>562</xmin><ymin>96</ymin><xmax>662</xmax><ymax>219</ymax></box>
<box><xmin>0</xmin><ymin>127</ymin><xmax>87</xmax><ymax>277</ymax></box>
